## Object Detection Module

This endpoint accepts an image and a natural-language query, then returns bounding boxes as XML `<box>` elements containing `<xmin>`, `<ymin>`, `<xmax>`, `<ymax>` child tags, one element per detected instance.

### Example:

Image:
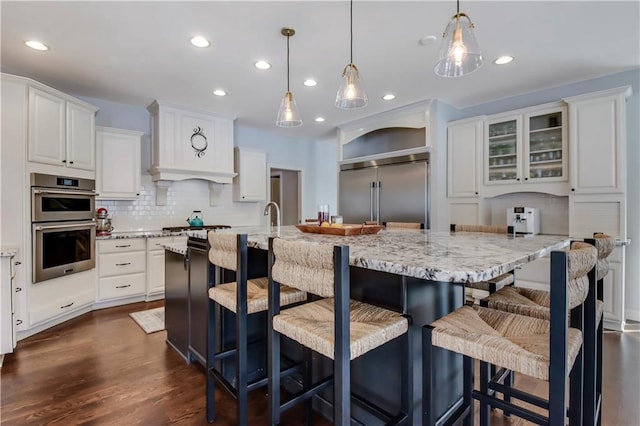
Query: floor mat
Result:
<box><xmin>129</xmin><ymin>307</ymin><xmax>165</xmax><ymax>334</ymax></box>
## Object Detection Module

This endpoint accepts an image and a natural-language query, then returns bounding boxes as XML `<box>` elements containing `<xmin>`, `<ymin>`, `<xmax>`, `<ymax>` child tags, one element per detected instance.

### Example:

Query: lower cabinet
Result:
<box><xmin>97</xmin><ymin>238</ymin><xmax>146</xmax><ymax>304</ymax></box>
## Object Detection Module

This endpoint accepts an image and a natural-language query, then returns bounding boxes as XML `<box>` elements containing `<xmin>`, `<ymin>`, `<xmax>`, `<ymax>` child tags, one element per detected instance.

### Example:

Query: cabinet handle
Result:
<box><xmin>60</xmin><ymin>302</ymin><xmax>74</xmax><ymax>309</ymax></box>
<box><xmin>14</xmin><ymin>261</ymin><xmax>21</xmax><ymax>266</ymax></box>
<box><xmin>115</xmin><ymin>284</ymin><xmax>131</xmax><ymax>289</ymax></box>
<box><xmin>115</xmin><ymin>244</ymin><xmax>131</xmax><ymax>248</ymax></box>
<box><xmin>116</xmin><ymin>262</ymin><xmax>131</xmax><ymax>266</ymax></box>
<box><xmin>15</xmin><ymin>287</ymin><xmax>22</xmax><ymax>292</ymax></box>
<box><xmin>16</xmin><ymin>319</ymin><xmax>22</xmax><ymax>326</ymax></box>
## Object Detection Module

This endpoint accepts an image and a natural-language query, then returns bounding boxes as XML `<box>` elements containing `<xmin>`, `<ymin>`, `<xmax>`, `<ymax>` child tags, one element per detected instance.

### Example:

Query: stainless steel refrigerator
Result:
<box><xmin>338</xmin><ymin>153</ymin><xmax>429</xmax><ymax>227</ymax></box>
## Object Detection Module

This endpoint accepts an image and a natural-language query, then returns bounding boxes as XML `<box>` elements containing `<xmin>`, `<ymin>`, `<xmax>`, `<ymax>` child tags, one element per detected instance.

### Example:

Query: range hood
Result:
<box><xmin>147</xmin><ymin>100</ymin><xmax>237</xmax><ymax>206</ymax></box>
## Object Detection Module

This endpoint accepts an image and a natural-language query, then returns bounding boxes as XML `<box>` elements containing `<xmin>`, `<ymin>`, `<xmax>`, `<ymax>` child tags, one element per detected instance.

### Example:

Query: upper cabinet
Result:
<box><xmin>233</xmin><ymin>148</ymin><xmax>267</xmax><ymax>202</ymax></box>
<box><xmin>447</xmin><ymin>117</ymin><xmax>483</xmax><ymax>198</ymax></box>
<box><xmin>96</xmin><ymin>126</ymin><xmax>144</xmax><ymax>200</ymax></box>
<box><xmin>564</xmin><ymin>86</ymin><xmax>631</xmax><ymax>194</ymax></box>
<box><xmin>483</xmin><ymin>103</ymin><xmax>568</xmax><ymax>197</ymax></box>
<box><xmin>28</xmin><ymin>86</ymin><xmax>98</xmax><ymax>172</ymax></box>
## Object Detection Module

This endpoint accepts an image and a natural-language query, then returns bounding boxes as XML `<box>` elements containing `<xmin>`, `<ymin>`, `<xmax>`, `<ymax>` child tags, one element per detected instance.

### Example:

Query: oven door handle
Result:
<box><xmin>33</xmin><ymin>189</ymin><xmax>96</xmax><ymax>196</ymax></box>
<box><xmin>34</xmin><ymin>222</ymin><xmax>97</xmax><ymax>231</ymax></box>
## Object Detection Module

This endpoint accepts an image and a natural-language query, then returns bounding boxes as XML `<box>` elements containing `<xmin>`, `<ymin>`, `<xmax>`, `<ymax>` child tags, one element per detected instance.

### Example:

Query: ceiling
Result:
<box><xmin>2</xmin><ymin>1</ymin><xmax>639</xmax><ymax>141</ymax></box>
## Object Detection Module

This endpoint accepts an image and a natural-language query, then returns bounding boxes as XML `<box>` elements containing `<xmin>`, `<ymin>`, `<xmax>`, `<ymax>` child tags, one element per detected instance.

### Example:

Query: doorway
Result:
<box><xmin>270</xmin><ymin>168</ymin><xmax>301</xmax><ymax>226</ymax></box>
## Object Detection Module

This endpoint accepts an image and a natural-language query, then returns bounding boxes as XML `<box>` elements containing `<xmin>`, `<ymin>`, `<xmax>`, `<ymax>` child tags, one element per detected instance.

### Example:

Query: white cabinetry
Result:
<box><xmin>233</xmin><ymin>148</ymin><xmax>267</xmax><ymax>202</ymax></box>
<box><xmin>1</xmin><ymin>254</ymin><xmax>16</xmax><ymax>355</ymax></box>
<box><xmin>448</xmin><ymin>118</ymin><xmax>483</xmax><ymax>198</ymax></box>
<box><xmin>97</xmin><ymin>239</ymin><xmax>146</xmax><ymax>304</ymax></box>
<box><xmin>28</xmin><ymin>86</ymin><xmax>97</xmax><ymax>172</ymax></box>
<box><xmin>565</xmin><ymin>87</ymin><xmax>631</xmax><ymax>194</ymax></box>
<box><xmin>96</xmin><ymin>126</ymin><xmax>143</xmax><ymax>200</ymax></box>
<box><xmin>146</xmin><ymin>236</ymin><xmax>187</xmax><ymax>300</ymax></box>
<box><xmin>483</xmin><ymin>103</ymin><xmax>568</xmax><ymax>197</ymax></box>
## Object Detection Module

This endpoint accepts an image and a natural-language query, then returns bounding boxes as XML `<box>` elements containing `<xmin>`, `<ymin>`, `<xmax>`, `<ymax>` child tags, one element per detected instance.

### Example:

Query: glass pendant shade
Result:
<box><xmin>434</xmin><ymin>13</ymin><xmax>483</xmax><ymax>77</ymax></box>
<box><xmin>335</xmin><ymin>63</ymin><xmax>368</xmax><ymax>109</ymax></box>
<box><xmin>276</xmin><ymin>91</ymin><xmax>302</xmax><ymax>128</ymax></box>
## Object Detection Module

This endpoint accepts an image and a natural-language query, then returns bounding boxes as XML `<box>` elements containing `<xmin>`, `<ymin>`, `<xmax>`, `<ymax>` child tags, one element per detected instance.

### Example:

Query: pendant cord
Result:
<box><xmin>349</xmin><ymin>0</ymin><xmax>353</xmax><ymax>65</ymax></box>
<box><xmin>456</xmin><ymin>0</ymin><xmax>460</xmax><ymax>15</ymax></box>
<box><xmin>286</xmin><ymin>34</ymin><xmax>290</xmax><ymax>92</ymax></box>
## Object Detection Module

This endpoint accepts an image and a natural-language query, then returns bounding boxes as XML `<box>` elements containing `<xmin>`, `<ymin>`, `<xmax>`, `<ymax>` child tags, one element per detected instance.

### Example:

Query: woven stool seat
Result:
<box><xmin>209</xmin><ymin>277</ymin><xmax>306</xmax><ymax>315</ymax></box>
<box><xmin>452</xmin><ymin>224</ymin><xmax>509</xmax><ymax>233</ymax></box>
<box><xmin>430</xmin><ymin>306</ymin><xmax>583</xmax><ymax>381</ymax></box>
<box><xmin>385</xmin><ymin>222</ymin><xmax>423</xmax><ymax>230</ymax></box>
<box><xmin>273</xmin><ymin>297</ymin><xmax>408</xmax><ymax>361</ymax></box>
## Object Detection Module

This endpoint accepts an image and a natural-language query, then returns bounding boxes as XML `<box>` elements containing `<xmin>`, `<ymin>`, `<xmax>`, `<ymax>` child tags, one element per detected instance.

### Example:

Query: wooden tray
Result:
<box><xmin>295</xmin><ymin>224</ymin><xmax>384</xmax><ymax>236</ymax></box>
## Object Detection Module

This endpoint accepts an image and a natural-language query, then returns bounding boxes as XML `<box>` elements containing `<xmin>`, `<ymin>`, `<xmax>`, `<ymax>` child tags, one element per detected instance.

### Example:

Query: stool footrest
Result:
<box><xmin>473</xmin><ymin>390</ymin><xmax>549</xmax><ymax>425</ymax></box>
<box><xmin>280</xmin><ymin>375</ymin><xmax>334</xmax><ymax>413</ymax></box>
<box><xmin>487</xmin><ymin>380</ymin><xmax>550</xmax><ymax>410</ymax></box>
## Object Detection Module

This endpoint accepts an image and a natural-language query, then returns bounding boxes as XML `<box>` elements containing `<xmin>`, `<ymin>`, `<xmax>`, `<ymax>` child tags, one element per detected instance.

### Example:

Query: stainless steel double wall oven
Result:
<box><xmin>31</xmin><ymin>173</ymin><xmax>96</xmax><ymax>283</ymax></box>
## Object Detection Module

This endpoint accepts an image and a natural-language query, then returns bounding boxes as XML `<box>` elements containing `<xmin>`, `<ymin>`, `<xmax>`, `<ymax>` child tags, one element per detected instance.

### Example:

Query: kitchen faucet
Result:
<box><xmin>263</xmin><ymin>201</ymin><xmax>281</xmax><ymax>237</ymax></box>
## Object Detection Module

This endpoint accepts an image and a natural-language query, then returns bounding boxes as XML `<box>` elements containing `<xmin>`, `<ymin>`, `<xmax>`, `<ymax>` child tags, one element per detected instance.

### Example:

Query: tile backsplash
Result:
<box><xmin>487</xmin><ymin>192</ymin><xmax>569</xmax><ymax>235</ymax></box>
<box><xmin>97</xmin><ymin>174</ymin><xmax>264</xmax><ymax>232</ymax></box>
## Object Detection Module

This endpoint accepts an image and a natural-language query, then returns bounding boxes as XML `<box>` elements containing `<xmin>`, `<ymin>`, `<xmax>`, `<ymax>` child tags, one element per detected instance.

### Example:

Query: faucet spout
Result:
<box><xmin>263</xmin><ymin>202</ymin><xmax>281</xmax><ymax>237</ymax></box>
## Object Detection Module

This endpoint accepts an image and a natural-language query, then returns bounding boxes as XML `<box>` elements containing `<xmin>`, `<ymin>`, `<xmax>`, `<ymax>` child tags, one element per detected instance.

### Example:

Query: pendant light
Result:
<box><xmin>276</xmin><ymin>28</ymin><xmax>302</xmax><ymax>128</ymax></box>
<box><xmin>434</xmin><ymin>0</ymin><xmax>483</xmax><ymax>78</ymax></box>
<box><xmin>335</xmin><ymin>0</ymin><xmax>368</xmax><ymax>109</ymax></box>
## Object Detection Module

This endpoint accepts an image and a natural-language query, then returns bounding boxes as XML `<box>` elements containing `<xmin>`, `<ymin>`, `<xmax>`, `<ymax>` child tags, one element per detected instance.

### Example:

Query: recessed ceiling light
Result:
<box><xmin>190</xmin><ymin>36</ymin><xmax>210</xmax><ymax>48</ymax></box>
<box><xmin>418</xmin><ymin>35</ymin><xmax>437</xmax><ymax>46</ymax></box>
<box><xmin>213</xmin><ymin>89</ymin><xmax>227</xmax><ymax>97</ymax></box>
<box><xmin>254</xmin><ymin>60</ymin><xmax>271</xmax><ymax>70</ymax></box>
<box><xmin>303</xmin><ymin>79</ymin><xmax>318</xmax><ymax>87</ymax></box>
<box><xmin>314</xmin><ymin>117</ymin><xmax>325</xmax><ymax>122</ymax></box>
<box><xmin>25</xmin><ymin>40</ymin><xmax>48</xmax><ymax>51</ymax></box>
<box><xmin>493</xmin><ymin>55</ymin><xmax>514</xmax><ymax>65</ymax></box>
<box><xmin>382</xmin><ymin>94</ymin><xmax>396</xmax><ymax>101</ymax></box>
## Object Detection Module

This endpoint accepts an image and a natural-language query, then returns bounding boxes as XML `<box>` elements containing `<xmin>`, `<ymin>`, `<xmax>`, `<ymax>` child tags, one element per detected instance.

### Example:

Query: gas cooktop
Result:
<box><xmin>162</xmin><ymin>225</ymin><xmax>231</xmax><ymax>232</ymax></box>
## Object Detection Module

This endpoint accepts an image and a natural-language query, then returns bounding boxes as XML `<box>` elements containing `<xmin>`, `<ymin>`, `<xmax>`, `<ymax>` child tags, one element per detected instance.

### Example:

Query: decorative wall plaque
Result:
<box><xmin>190</xmin><ymin>126</ymin><xmax>208</xmax><ymax>157</ymax></box>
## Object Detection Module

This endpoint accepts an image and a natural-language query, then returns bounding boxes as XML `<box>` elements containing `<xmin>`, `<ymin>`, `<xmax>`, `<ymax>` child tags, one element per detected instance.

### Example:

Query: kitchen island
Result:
<box><xmin>196</xmin><ymin>225</ymin><xmax>570</xmax><ymax>424</ymax></box>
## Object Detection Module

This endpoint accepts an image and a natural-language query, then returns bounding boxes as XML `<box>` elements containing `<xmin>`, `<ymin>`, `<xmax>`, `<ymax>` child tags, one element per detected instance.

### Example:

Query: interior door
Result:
<box><xmin>377</xmin><ymin>161</ymin><xmax>427</xmax><ymax>224</ymax></box>
<box><xmin>339</xmin><ymin>168</ymin><xmax>377</xmax><ymax>224</ymax></box>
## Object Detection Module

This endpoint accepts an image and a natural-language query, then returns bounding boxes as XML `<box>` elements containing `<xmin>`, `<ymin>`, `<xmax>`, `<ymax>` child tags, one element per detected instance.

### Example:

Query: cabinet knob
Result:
<box><xmin>62</xmin><ymin>159</ymin><xmax>67</xmax><ymax>163</ymax></box>
<box><xmin>136</xmin><ymin>193</ymin><xmax>140</xmax><ymax>196</ymax></box>
<box><xmin>69</xmin><ymin>161</ymin><xmax>74</xmax><ymax>164</ymax></box>
<box><xmin>516</xmin><ymin>178</ymin><xmax>521</xmax><ymax>181</ymax></box>
<box><xmin>524</xmin><ymin>177</ymin><xmax>528</xmax><ymax>181</ymax></box>
<box><xmin>475</xmin><ymin>192</ymin><xmax>478</xmax><ymax>195</ymax></box>
<box><xmin>571</xmin><ymin>188</ymin><xmax>575</xmax><ymax>192</ymax></box>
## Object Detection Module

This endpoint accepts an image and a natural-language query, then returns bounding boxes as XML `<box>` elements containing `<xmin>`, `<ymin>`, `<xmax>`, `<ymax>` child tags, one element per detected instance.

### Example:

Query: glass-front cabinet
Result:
<box><xmin>484</xmin><ymin>104</ymin><xmax>568</xmax><ymax>190</ymax></box>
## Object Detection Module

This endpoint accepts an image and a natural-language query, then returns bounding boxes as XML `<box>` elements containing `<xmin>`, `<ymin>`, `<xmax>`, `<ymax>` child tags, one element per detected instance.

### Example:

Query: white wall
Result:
<box><xmin>80</xmin><ymin>96</ymin><xmax>339</xmax><ymax>231</ymax></box>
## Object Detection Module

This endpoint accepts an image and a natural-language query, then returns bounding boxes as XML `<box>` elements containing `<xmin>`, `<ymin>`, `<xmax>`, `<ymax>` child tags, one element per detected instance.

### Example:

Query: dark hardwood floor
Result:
<box><xmin>1</xmin><ymin>302</ymin><xmax>638</xmax><ymax>425</ymax></box>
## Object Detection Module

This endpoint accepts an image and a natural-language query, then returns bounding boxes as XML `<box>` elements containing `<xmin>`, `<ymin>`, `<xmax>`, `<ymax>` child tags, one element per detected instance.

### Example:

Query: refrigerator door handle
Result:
<box><xmin>376</xmin><ymin>181</ymin><xmax>381</xmax><ymax>224</ymax></box>
<box><xmin>370</xmin><ymin>181</ymin><xmax>375</xmax><ymax>221</ymax></box>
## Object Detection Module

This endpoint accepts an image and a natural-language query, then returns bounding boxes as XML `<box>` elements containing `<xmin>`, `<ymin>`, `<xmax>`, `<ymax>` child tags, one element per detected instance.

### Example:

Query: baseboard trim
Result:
<box><xmin>625</xmin><ymin>308</ymin><xmax>640</xmax><ymax>322</ymax></box>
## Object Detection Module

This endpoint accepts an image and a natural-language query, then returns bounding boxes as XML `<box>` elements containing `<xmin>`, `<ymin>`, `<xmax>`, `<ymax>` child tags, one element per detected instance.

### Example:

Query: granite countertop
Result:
<box><xmin>0</xmin><ymin>248</ymin><xmax>18</xmax><ymax>257</ymax></box>
<box><xmin>96</xmin><ymin>230</ymin><xmax>186</xmax><ymax>240</ymax></box>
<box><xmin>214</xmin><ymin>225</ymin><xmax>570</xmax><ymax>284</ymax></box>
<box><xmin>162</xmin><ymin>243</ymin><xmax>188</xmax><ymax>255</ymax></box>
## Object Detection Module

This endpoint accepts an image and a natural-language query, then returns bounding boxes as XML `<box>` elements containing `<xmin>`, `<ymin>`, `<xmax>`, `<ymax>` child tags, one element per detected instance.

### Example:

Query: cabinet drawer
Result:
<box><xmin>99</xmin><ymin>273</ymin><xmax>146</xmax><ymax>300</ymax></box>
<box><xmin>99</xmin><ymin>238</ymin><xmax>146</xmax><ymax>254</ymax></box>
<box><xmin>28</xmin><ymin>288</ymin><xmax>94</xmax><ymax>326</ymax></box>
<box><xmin>99</xmin><ymin>251</ymin><xmax>145</xmax><ymax>277</ymax></box>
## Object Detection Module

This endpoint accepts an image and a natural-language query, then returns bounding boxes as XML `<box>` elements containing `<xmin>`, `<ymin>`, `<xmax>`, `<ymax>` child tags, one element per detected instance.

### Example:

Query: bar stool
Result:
<box><xmin>482</xmin><ymin>235</ymin><xmax>613</xmax><ymax>424</ymax></box>
<box><xmin>423</xmin><ymin>241</ymin><xmax>597</xmax><ymax>425</ymax></box>
<box><xmin>450</xmin><ymin>224</ymin><xmax>515</xmax><ymax>304</ymax></box>
<box><xmin>206</xmin><ymin>233</ymin><xmax>307</xmax><ymax>425</ymax></box>
<box><xmin>384</xmin><ymin>222</ymin><xmax>424</xmax><ymax>230</ymax></box>
<box><xmin>267</xmin><ymin>237</ymin><xmax>413</xmax><ymax>425</ymax></box>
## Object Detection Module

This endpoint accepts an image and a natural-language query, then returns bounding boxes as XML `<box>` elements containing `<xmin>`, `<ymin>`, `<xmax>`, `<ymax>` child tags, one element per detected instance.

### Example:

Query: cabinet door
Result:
<box><xmin>66</xmin><ymin>102</ymin><xmax>95</xmax><ymax>171</ymax></box>
<box><xmin>96</xmin><ymin>128</ymin><xmax>141</xmax><ymax>199</ymax></box>
<box><xmin>566</xmin><ymin>89</ymin><xmax>629</xmax><ymax>194</ymax></box>
<box><xmin>524</xmin><ymin>107</ymin><xmax>567</xmax><ymax>183</ymax></box>
<box><xmin>448</xmin><ymin>119</ymin><xmax>482</xmax><ymax>197</ymax></box>
<box><xmin>147</xmin><ymin>249</ymin><xmax>166</xmax><ymax>295</ymax></box>
<box><xmin>484</xmin><ymin>115</ymin><xmax>521</xmax><ymax>185</ymax></box>
<box><xmin>28</xmin><ymin>87</ymin><xmax>66</xmax><ymax>166</ymax></box>
<box><xmin>233</xmin><ymin>149</ymin><xmax>266</xmax><ymax>202</ymax></box>
<box><xmin>602</xmin><ymin>257</ymin><xmax>624</xmax><ymax>330</ymax></box>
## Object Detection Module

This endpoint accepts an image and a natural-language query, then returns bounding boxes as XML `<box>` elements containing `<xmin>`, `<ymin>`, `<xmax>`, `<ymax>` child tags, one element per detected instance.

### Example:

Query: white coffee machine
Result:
<box><xmin>507</xmin><ymin>207</ymin><xmax>540</xmax><ymax>235</ymax></box>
